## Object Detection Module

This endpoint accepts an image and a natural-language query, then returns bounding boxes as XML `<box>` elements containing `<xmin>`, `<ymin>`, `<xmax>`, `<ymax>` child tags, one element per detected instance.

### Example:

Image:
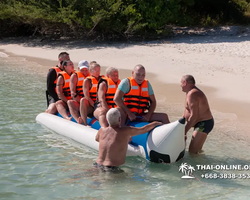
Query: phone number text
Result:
<box><xmin>201</xmin><ymin>173</ymin><xmax>250</xmax><ymax>179</ymax></box>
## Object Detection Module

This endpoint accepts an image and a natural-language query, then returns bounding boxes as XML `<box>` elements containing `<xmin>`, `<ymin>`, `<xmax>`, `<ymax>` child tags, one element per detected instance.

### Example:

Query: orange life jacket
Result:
<box><xmin>50</xmin><ymin>66</ymin><xmax>63</xmax><ymax>84</ymax></box>
<box><xmin>87</xmin><ymin>76</ymin><xmax>103</xmax><ymax>102</ymax></box>
<box><xmin>104</xmin><ymin>78</ymin><xmax>121</xmax><ymax>108</ymax></box>
<box><xmin>58</xmin><ymin>71</ymin><xmax>71</xmax><ymax>100</ymax></box>
<box><xmin>124</xmin><ymin>77</ymin><xmax>150</xmax><ymax>114</ymax></box>
<box><xmin>75</xmin><ymin>71</ymin><xmax>89</xmax><ymax>98</ymax></box>
<box><xmin>49</xmin><ymin>66</ymin><xmax>63</xmax><ymax>94</ymax></box>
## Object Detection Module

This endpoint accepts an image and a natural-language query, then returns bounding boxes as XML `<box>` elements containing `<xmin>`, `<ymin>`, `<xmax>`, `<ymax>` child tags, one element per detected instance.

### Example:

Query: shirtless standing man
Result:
<box><xmin>181</xmin><ymin>75</ymin><xmax>214</xmax><ymax>154</ymax></box>
<box><xmin>95</xmin><ymin>108</ymin><xmax>162</xmax><ymax>171</ymax></box>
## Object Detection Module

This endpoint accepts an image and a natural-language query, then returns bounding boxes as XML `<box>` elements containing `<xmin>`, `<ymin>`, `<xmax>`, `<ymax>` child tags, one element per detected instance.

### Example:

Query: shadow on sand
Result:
<box><xmin>1</xmin><ymin>26</ymin><xmax>250</xmax><ymax>50</ymax></box>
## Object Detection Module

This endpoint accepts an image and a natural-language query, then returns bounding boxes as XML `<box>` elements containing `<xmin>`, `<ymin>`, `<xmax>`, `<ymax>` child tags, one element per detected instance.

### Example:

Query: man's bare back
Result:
<box><xmin>184</xmin><ymin>86</ymin><xmax>212</xmax><ymax>125</ymax></box>
<box><xmin>95</xmin><ymin>112</ymin><xmax>162</xmax><ymax>167</ymax></box>
<box><xmin>95</xmin><ymin>126</ymin><xmax>132</xmax><ymax>166</ymax></box>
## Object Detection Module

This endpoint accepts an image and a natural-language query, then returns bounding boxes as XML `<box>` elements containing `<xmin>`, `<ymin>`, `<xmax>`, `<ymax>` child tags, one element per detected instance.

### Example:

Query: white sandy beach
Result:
<box><xmin>0</xmin><ymin>29</ymin><xmax>249</xmax><ymax>139</ymax></box>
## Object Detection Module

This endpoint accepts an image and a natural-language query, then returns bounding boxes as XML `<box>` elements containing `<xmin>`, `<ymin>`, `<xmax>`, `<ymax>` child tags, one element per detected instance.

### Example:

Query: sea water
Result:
<box><xmin>0</xmin><ymin>55</ymin><xmax>250</xmax><ymax>200</ymax></box>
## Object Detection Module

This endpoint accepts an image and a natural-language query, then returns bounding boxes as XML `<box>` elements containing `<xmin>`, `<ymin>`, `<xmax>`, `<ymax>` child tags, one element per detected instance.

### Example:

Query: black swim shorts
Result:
<box><xmin>93</xmin><ymin>162</ymin><xmax>124</xmax><ymax>173</ymax></box>
<box><xmin>194</xmin><ymin>118</ymin><xmax>214</xmax><ymax>135</ymax></box>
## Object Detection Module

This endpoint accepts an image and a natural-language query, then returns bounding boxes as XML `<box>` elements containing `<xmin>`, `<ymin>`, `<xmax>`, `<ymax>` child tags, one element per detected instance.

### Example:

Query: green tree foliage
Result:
<box><xmin>188</xmin><ymin>0</ymin><xmax>250</xmax><ymax>25</ymax></box>
<box><xmin>0</xmin><ymin>0</ymin><xmax>249</xmax><ymax>39</ymax></box>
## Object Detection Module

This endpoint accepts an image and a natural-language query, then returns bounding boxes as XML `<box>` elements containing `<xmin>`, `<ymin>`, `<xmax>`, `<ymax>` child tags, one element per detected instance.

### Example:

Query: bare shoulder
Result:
<box><xmin>189</xmin><ymin>89</ymin><xmax>209</xmax><ymax>108</ymax></box>
<box><xmin>189</xmin><ymin>87</ymin><xmax>204</xmax><ymax>98</ymax></box>
<box><xmin>97</xmin><ymin>127</ymin><xmax>107</xmax><ymax>137</ymax></box>
<box><xmin>100</xmin><ymin>127</ymin><xmax>109</xmax><ymax>132</ymax></box>
<box><xmin>83</xmin><ymin>78</ymin><xmax>90</xmax><ymax>86</ymax></box>
<box><xmin>57</xmin><ymin>76</ymin><xmax>63</xmax><ymax>84</ymax></box>
<box><xmin>186</xmin><ymin>89</ymin><xmax>200</xmax><ymax>104</ymax></box>
<box><xmin>97</xmin><ymin>127</ymin><xmax>103</xmax><ymax>134</ymax></box>
<box><xmin>71</xmin><ymin>73</ymin><xmax>77</xmax><ymax>78</ymax></box>
<box><xmin>70</xmin><ymin>73</ymin><xmax>77</xmax><ymax>82</ymax></box>
<box><xmin>103</xmin><ymin>127</ymin><xmax>116</xmax><ymax>134</ymax></box>
<box><xmin>113</xmin><ymin>126</ymin><xmax>129</xmax><ymax>133</ymax></box>
<box><xmin>99</xmin><ymin>81</ymin><xmax>106</xmax><ymax>88</ymax></box>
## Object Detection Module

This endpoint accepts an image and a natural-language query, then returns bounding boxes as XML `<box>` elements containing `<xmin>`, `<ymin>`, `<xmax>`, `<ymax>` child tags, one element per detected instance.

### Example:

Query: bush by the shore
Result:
<box><xmin>0</xmin><ymin>0</ymin><xmax>250</xmax><ymax>40</ymax></box>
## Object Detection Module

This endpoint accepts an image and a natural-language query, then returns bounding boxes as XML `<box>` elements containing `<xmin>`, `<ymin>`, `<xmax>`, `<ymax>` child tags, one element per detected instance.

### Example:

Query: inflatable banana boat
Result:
<box><xmin>36</xmin><ymin>113</ymin><xmax>186</xmax><ymax>163</ymax></box>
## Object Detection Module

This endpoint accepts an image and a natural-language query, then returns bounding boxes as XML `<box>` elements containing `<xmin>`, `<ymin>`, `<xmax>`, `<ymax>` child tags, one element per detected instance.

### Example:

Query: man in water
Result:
<box><xmin>95</xmin><ymin>108</ymin><xmax>162</xmax><ymax>172</ymax></box>
<box><xmin>181</xmin><ymin>75</ymin><xmax>214</xmax><ymax>154</ymax></box>
<box><xmin>114</xmin><ymin>64</ymin><xmax>169</xmax><ymax>125</ymax></box>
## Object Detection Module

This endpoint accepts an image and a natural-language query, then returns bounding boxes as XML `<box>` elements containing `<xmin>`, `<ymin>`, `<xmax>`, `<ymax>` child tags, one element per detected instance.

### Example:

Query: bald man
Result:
<box><xmin>181</xmin><ymin>75</ymin><xmax>214</xmax><ymax>154</ymax></box>
<box><xmin>95</xmin><ymin>108</ymin><xmax>162</xmax><ymax>172</ymax></box>
<box><xmin>114</xmin><ymin>64</ymin><xmax>169</xmax><ymax>125</ymax></box>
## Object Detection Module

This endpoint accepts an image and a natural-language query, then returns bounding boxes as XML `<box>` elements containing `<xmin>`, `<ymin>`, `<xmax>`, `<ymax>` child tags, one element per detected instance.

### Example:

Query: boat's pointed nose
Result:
<box><xmin>147</xmin><ymin>119</ymin><xmax>186</xmax><ymax>163</ymax></box>
<box><xmin>178</xmin><ymin>117</ymin><xmax>186</xmax><ymax>124</ymax></box>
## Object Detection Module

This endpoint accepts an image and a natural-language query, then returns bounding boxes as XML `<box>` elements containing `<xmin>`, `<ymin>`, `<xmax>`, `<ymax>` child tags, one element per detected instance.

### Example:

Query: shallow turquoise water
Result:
<box><xmin>0</xmin><ymin>55</ymin><xmax>250</xmax><ymax>200</ymax></box>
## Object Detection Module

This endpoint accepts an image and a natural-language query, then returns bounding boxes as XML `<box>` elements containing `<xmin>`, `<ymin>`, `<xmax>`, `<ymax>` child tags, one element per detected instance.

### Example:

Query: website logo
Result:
<box><xmin>179</xmin><ymin>162</ymin><xmax>195</xmax><ymax>179</ymax></box>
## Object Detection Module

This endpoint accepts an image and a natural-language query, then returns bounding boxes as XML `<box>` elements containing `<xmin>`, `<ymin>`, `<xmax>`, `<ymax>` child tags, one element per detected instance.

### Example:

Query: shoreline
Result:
<box><xmin>1</xmin><ymin>35</ymin><xmax>250</xmax><ymax>137</ymax></box>
<box><xmin>1</xmin><ymin>48</ymin><xmax>249</xmax><ymax>122</ymax></box>
<box><xmin>0</xmin><ymin>36</ymin><xmax>249</xmax><ymax>104</ymax></box>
